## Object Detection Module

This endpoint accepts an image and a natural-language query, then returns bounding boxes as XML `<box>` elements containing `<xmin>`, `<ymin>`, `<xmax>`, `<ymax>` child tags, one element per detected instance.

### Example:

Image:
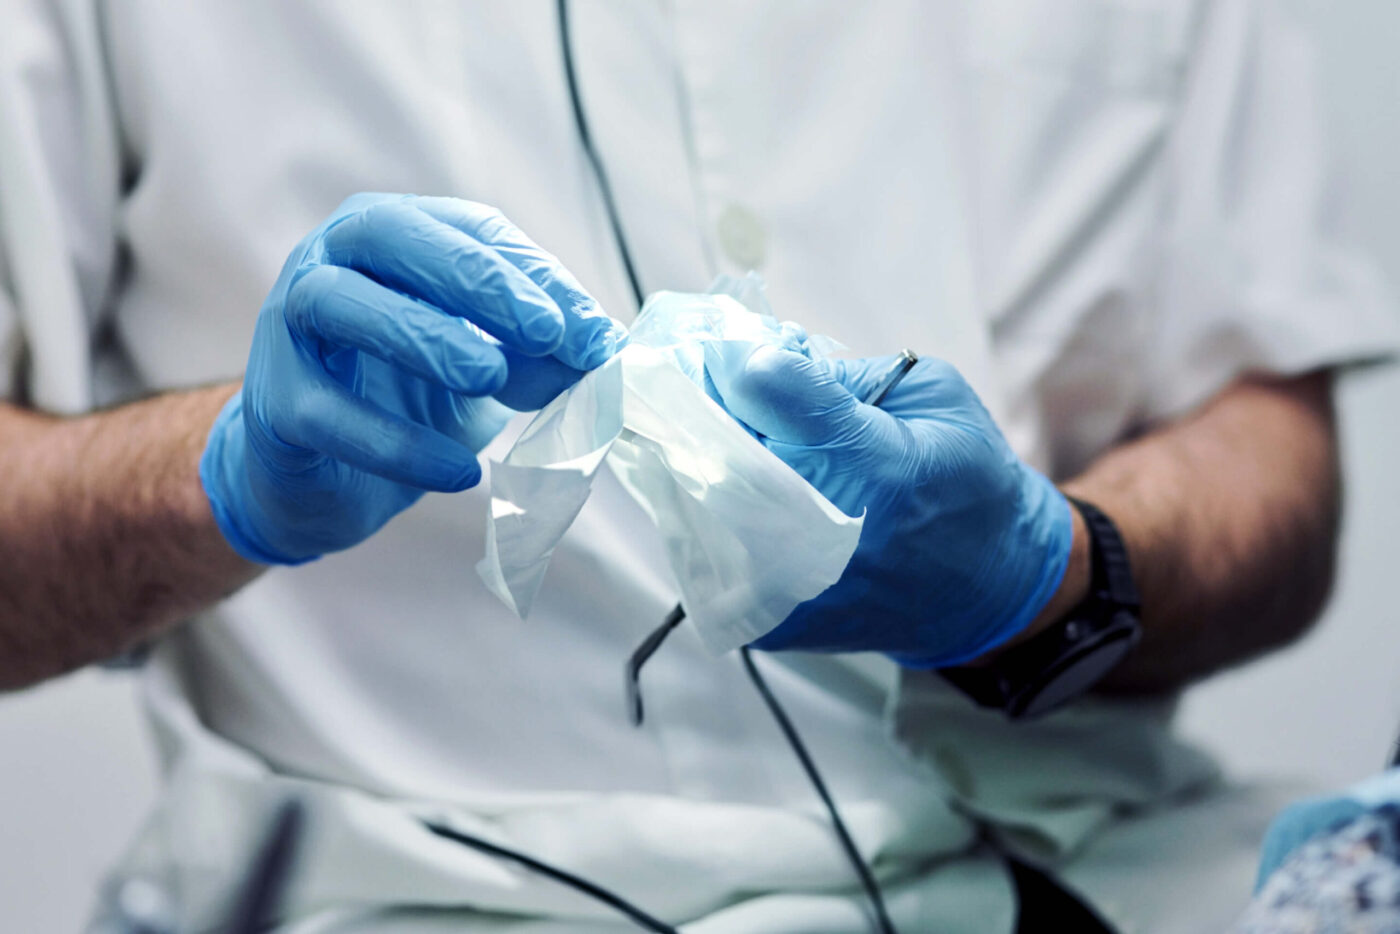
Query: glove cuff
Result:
<box><xmin>893</xmin><ymin>469</ymin><xmax>1074</xmax><ymax>669</ymax></box>
<box><xmin>997</xmin><ymin>472</ymin><xmax>1075</xmax><ymax>647</ymax></box>
<box><xmin>199</xmin><ymin>393</ymin><xmax>319</xmax><ymax>566</ymax></box>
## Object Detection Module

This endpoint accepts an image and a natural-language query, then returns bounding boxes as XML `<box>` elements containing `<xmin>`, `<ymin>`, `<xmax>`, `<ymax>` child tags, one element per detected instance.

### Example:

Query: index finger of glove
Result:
<box><xmin>828</xmin><ymin>355</ymin><xmax>979</xmax><ymax>420</ymax></box>
<box><xmin>820</xmin><ymin>356</ymin><xmax>906</xmax><ymax>403</ymax></box>
<box><xmin>321</xmin><ymin>199</ymin><xmax>565</xmax><ymax>356</ymax></box>
<box><xmin>273</xmin><ymin>376</ymin><xmax>483</xmax><ymax>492</ymax></box>
<box><xmin>413</xmin><ymin>196</ymin><xmax>626</xmax><ymax>371</ymax></box>
<box><xmin>286</xmin><ymin>265</ymin><xmax>508</xmax><ymax>396</ymax></box>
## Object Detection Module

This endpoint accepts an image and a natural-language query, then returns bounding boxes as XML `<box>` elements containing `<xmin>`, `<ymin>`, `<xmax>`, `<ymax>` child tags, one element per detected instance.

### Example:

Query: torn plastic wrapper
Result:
<box><xmin>476</xmin><ymin>283</ymin><xmax>864</xmax><ymax>654</ymax></box>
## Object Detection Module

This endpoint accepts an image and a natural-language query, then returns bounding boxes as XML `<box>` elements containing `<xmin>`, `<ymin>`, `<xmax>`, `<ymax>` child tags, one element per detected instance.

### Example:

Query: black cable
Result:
<box><xmin>557</xmin><ymin>0</ymin><xmax>646</xmax><ymax>312</ymax></box>
<box><xmin>423</xmin><ymin>821</ymin><xmax>680</xmax><ymax>934</ymax></box>
<box><xmin>226</xmin><ymin>799</ymin><xmax>305</xmax><ymax>934</ymax></box>
<box><xmin>559</xmin><ymin>5</ymin><xmax>892</xmax><ymax>928</ymax></box>
<box><xmin>740</xmin><ymin>647</ymin><xmax>898</xmax><ymax>934</ymax></box>
<box><xmin>626</xmin><ymin>603</ymin><xmax>687</xmax><ymax>725</ymax></box>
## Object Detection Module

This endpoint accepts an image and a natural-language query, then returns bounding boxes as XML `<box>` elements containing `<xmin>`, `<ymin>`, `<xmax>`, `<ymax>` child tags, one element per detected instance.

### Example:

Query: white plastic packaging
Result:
<box><xmin>476</xmin><ymin>277</ymin><xmax>862</xmax><ymax>654</ymax></box>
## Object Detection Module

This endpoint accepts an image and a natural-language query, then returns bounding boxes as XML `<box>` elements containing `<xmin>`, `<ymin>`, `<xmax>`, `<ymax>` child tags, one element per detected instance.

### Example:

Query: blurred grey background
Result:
<box><xmin>1</xmin><ymin>1</ymin><xmax>1398</xmax><ymax>930</ymax></box>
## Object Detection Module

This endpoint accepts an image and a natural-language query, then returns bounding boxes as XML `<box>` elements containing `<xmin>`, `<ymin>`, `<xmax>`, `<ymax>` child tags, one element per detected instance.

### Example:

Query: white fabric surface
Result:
<box><xmin>0</xmin><ymin>1</ymin><xmax>1396</xmax><ymax>931</ymax></box>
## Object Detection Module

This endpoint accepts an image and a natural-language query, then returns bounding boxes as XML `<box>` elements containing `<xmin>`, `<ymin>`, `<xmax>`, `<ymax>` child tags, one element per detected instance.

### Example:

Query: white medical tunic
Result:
<box><xmin>1</xmin><ymin>2</ymin><xmax>1396</xmax><ymax>932</ymax></box>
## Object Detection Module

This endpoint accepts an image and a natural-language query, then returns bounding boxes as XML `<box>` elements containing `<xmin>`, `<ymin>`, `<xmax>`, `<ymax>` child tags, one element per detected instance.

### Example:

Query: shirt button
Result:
<box><xmin>717</xmin><ymin>203</ymin><xmax>767</xmax><ymax>270</ymax></box>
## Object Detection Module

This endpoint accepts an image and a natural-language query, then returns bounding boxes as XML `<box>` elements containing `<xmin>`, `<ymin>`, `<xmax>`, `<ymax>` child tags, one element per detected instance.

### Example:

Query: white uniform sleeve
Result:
<box><xmin>0</xmin><ymin>0</ymin><xmax>121</xmax><ymax>412</ymax></box>
<box><xmin>1145</xmin><ymin>0</ymin><xmax>1399</xmax><ymax>419</ymax></box>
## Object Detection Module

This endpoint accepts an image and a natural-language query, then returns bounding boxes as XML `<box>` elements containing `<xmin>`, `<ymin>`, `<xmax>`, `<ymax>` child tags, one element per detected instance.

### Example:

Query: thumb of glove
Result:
<box><xmin>703</xmin><ymin>342</ymin><xmax>868</xmax><ymax>445</ymax></box>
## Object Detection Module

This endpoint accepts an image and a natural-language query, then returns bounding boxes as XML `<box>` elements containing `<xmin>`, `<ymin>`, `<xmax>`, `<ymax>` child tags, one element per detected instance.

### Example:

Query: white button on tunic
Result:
<box><xmin>716</xmin><ymin>203</ymin><xmax>767</xmax><ymax>270</ymax></box>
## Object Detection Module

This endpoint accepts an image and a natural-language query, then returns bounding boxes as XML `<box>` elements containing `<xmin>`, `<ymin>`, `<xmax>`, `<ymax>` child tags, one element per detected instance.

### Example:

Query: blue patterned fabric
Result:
<box><xmin>1234</xmin><ymin>804</ymin><xmax>1400</xmax><ymax>933</ymax></box>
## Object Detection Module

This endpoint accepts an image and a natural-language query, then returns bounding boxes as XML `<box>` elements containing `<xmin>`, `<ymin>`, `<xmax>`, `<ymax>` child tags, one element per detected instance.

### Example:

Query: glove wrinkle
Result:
<box><xmin>200</xmin><ymin>193</ymin><xmax>624</xmax><ymax>565</ymax></box>
<box><xmin>705</xmin><ymin>346</ymin><xmax>1073</xmax><ymax>666</ymax></box>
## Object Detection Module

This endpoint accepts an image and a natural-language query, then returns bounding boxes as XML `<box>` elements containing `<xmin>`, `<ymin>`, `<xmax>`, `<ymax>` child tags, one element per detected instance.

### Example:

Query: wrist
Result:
<box><xmin>199</xmin><ymin>392</ymin><xmax>311</xmax><ymax>566</ymax></box>
<box><xmin>937</xmin><ymin>492</ymin><xmax>1142</xmax><ymax>717</ymax></box>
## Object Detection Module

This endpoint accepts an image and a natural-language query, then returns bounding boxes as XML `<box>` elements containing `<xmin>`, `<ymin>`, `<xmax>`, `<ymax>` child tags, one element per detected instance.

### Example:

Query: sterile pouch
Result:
<box><xmin>476</xmin><ymin>275</ymin><xmax>863</xmax><ymax>653</ymax></box>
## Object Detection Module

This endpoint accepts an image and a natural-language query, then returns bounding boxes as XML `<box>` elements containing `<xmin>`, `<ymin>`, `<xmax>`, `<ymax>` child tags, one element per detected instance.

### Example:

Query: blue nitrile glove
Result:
<box><xmin>201</xmin><ymin>193</ymin><xmax>625</xmax><ymax>564</ymax></box>
<box><xmin>703</xmin><ymin>344</ymin><xmax>1072</xmax><ymax>667</ymax></box>
<box><xmin>1255</xmin><ymin>768</ymin><xmax>1400</xmax><ymax>890</ymax></box>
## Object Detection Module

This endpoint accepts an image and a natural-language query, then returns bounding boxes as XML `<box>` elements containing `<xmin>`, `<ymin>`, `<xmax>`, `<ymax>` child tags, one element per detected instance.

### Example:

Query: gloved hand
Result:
<box><xmin>201</xmin><ymin>193</ymin><xmax>625</xmax><ymax>564</ymax></box>
<box><xmin>703</xmin><ymin>344</ymin><xmax>1072</xmax><ymax>667</ymax></box>
<box><xmin>1255</xmin><ymin>768</ymin><xmax>1400</xmax><ymax>890</ymax></box>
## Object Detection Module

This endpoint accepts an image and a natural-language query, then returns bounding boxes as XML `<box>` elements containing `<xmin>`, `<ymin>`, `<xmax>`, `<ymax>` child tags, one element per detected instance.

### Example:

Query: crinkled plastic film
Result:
<box><xmin>477</xmin><ymin>276</ymin><xmax>862</xmax><ymax>653</ymax></box>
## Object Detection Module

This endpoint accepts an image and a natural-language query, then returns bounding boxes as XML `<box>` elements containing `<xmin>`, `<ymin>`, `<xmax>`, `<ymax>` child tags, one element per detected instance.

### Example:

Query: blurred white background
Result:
<box><xmin>1</xmin><ymin>1</ymin><xmax>1398</xmax><ymax>931</ymax></box>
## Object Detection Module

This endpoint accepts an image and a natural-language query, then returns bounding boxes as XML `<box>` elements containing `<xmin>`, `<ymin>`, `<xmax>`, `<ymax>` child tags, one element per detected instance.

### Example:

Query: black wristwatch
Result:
<box><xmin>938</xmin><ymin>496</ymin><xmax>1142</xmax><ymax>720</ymax></box>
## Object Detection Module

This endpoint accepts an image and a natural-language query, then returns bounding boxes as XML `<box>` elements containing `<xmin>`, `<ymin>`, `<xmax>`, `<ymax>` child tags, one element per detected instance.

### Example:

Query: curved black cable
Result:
<box><xmin>559</xmin><ymin>4</ymin><xmax>893</xmax><ymax>928</ymax></box>
<box><xmin>423</xmin><ymin>821</ymin><xmax>680</xmax><ymax>934</ymax></box>
<box><xmin>740</xmin><ymin>646</ymin><xmax>898</xmax><ymax>934</ymax></box>
<box><xmin>557</xmin><ymin>0</ymin><xmax>646</xmax><ymax>312</ymax></box>
<box><xmin>226</xmin><ymin>800</ymin><xmax>305</xmax><ymax>934</ymax></box>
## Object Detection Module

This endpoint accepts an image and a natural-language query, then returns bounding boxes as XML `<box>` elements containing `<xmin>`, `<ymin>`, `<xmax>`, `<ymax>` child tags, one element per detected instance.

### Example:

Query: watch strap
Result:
<box><xmin>1067</xmin><ymin>495</ymin><xmax>1140</xmax><ymax>610</ymax></box>
<box><xmin>937</xmin><ymin>496</ymin><xmax>1142</xmax><ymax>719</ymax></box>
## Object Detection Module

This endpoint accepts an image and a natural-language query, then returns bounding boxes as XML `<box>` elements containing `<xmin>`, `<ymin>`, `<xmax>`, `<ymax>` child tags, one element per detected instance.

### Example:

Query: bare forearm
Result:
<box><xmin>0</xmin><ymin>385</ymin><xmax>260</xmax><ymax>688</ymax></box>
<box><xmin>1060</xmin><ymin>372</ymin><xmax>1340</xmax><ymax>693</ymax></box>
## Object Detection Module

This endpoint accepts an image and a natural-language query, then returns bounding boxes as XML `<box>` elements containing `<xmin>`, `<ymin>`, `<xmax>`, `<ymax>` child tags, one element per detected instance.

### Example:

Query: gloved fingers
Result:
<box><xmin>320</xmin><ymin>199</ymin><xmax>565</xmax><ymax>357</ymax></box>
<box><xmin>412</xmin><ymin>197</ymin><xmax>627</xmax><ymax>371</ymax></box>
<box><xmin>828</xmin><ymin>355</ymin><xmax>982</xmax><ymax>423</ymax></box>
<box><xmin>275</xmin><ymin>377</ymin><xmax>482</xmax><ymax>492</ymax></box>
<box><xmin>491</xmin><ymin>345</ymin><xmax>587</xmax><ymax>412</ymax></box>
<box><xmin>702</xmin><ymin>341</ymin><xmax>874</xmax><ymax>446</ymax></box>
<box><xmin>819</xmin><ymin>355</ymin><xmax>904</xmax><ymax>403</ymax></box>
<box><xmin>286</xmin><ymin>265</ymin><xmax>508</xmax><ymax>396</ymax></box>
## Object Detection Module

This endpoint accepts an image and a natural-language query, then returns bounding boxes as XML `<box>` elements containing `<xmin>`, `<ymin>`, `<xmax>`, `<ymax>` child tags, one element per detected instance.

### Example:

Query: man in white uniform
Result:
<box><xmin>1</xmin><ymin>1</ymin><xmax>1395</xmax><ymax>931</ymax></box>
